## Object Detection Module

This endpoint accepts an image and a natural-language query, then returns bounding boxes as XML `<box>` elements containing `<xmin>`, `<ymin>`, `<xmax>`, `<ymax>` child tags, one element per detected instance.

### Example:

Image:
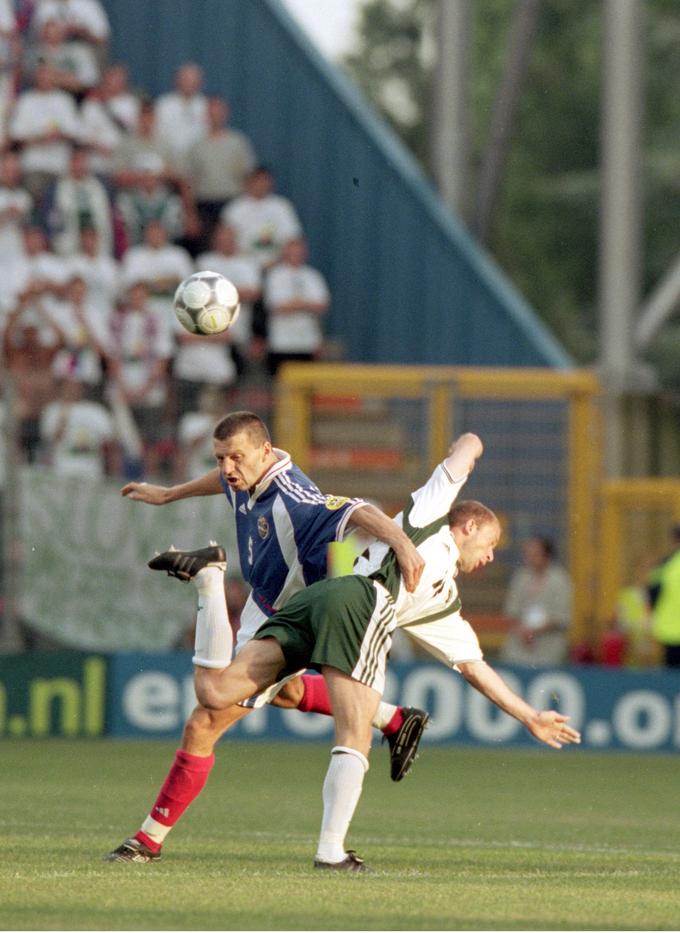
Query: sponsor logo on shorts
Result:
<box><xmin>324</xmin><ymin>496</ymin><xmax>350</xmax><ymax>511</ymax></box>
<box><xmin>258</xmin><ymin>516</ymin><xmax>269</xmax><ymax>539</ymax></box>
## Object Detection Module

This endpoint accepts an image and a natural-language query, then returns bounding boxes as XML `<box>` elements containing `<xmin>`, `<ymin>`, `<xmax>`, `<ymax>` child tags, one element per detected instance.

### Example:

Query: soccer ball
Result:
<box><xmin>173</xmin><ymin>271</ymin><xmax>240</xmax><ymax>336</ymax></box>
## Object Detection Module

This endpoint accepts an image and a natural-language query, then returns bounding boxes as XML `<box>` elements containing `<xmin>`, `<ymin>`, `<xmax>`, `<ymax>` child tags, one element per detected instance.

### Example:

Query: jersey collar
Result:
<box><xmin>248</xmin><ymin>448</ymin><xmax>292</xmax><ymax>505</ymax></box>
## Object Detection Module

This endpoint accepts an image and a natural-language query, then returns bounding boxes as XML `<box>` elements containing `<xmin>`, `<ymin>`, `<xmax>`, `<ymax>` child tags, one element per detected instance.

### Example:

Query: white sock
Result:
<box><xmin>315</xmin><ymin>746</ymin><xmax>369</xmax><ymax>864</ymax></box>
<box><xmin>372</xmin><ymin>701</ymin><xmax>398</xmax><ymax>731</ymax></box>
<box><xmin>191</xmin><ymin>567</ymin><xmax>233</xmax><ymax>668</ymax></box>
<box><xmin>140</xmin><ymin>815</ymin><xmax>172</xmax><ymax>845</ymax></box>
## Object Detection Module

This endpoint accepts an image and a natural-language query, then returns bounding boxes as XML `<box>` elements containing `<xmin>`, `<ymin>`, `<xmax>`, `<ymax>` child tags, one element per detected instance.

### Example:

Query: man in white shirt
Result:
<box><xmin>40</xmin><ymin>376</ymin><xmax>113</xmax><ymax>478</ymax></box>
<box><xmin>264</xmin><ymin>236</ymin><xmax>329</xmax><ymax>375</ymax></box>
<box><xmin>9</xmin><ymin>63</ymin><xmax>81</xmax><ymax>201</ymax></box>
<box><xmin>67</xmin><ymin>226</ymin><xmax>119</xmax><ymax>318</ymax></box>
<box><xmin>120</xmin><ymin>218</ymin><xmax>193</xmax><ymax>306</ymax></box>
<box><xmin>30</xmin><ymin>0</ymin><xmax>110</xmax><ymax>48</ymax></box>
<box><xmin>222</xmin><ymin>166</ymin><xmax>302</xmax><ymax>270</ymax></box>
<box><xmin>80</xmin><ymin>64</ymin><xmax>139</xmax><ymax>177</ymax></box>
<box><xmin>154</xmin><ymin>62</ymin><xmax>208</xmax><ymax>174</ymax></box>
<box><xmin>0</xmin><ymin>151</ymin><xmax>33</xmax><ymax>265</ymax></box>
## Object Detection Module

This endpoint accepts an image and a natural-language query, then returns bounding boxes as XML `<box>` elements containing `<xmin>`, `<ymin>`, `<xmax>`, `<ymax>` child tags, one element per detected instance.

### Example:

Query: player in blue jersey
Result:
<box><xmin>107</xmin><ymin>411</ymin><xmax>427</xmax><ymax>862</ymax></box>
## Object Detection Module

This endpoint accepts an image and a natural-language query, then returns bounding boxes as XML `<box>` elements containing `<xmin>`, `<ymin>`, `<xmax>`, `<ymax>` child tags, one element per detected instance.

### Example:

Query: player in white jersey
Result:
<box><xmin>113</xmin><ymin>432</ymin><xmax>580</xmax><ymax>871</ymax></box>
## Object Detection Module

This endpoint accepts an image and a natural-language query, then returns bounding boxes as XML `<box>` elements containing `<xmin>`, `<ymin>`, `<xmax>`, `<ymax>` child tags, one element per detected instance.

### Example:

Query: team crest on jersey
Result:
<box><xmin>257</xmin><ymin>516</ymin><xmax>270</xmax><ymax>539</ymax></box>
<box><xmin>324</xmin><ymin>496</ymin><xmax>349</xmax><ymax>511</ymax></box>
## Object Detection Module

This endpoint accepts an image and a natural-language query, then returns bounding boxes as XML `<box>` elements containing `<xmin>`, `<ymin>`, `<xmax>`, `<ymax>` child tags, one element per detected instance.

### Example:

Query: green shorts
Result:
<box><xmin>253</xmin><ymin>575</ymin><xmax>396</xmax><ymax>693</ymax></box>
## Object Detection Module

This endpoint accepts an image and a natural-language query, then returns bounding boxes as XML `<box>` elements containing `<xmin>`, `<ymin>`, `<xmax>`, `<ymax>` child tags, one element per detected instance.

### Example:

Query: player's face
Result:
<box><xmin>457</xmin><ymin>519</ymin><xmax>500</xmax><ymax>574</ymax></box>
<box><xmin>214</xmin><ymin>431</ymin><xmax>273</xmax><ymax>492</ymax></box>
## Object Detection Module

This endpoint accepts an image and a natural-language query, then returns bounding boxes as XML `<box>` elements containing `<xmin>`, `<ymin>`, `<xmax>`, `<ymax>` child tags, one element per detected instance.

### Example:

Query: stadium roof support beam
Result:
<box><xmin>431</xmin><ymin>0</ymin><xmax>471</xmax><ymax>219</ymax></box>
<box><xmin>635</xmin><ymin>251</ymin><xmax>680</xmax><ymax>351</ymax></box>
<box><xmin>598</xmin><ymin>0</ymin><xmax>644</xmax><ymax>476</ymax></box>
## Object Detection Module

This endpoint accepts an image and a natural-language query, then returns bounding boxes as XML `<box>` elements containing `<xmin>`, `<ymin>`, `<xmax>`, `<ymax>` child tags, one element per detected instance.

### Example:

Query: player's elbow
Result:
<box><xmin>457</xmin><ymin>659</ymin><xmax>486</xmax><ymax>686</ymax></box>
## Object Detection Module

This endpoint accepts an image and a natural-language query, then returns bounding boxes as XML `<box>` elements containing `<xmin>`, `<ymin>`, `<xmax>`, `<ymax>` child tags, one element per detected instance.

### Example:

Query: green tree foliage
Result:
<box><xmin>344</xmin><ymin>0</ymin><xmax>680</xmax><ymax>383</ymax></box>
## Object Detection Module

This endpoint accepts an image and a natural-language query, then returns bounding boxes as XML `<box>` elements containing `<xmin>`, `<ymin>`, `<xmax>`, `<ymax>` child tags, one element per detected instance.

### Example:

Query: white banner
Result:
<box><xmin>18</xmin><ymin>467</ymin><xmax>239</xmax><ymax>650</ymax></box>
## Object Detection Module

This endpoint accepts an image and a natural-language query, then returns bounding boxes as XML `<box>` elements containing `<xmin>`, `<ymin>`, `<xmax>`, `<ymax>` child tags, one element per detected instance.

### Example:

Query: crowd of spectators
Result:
<box><xmin>0</xmin><ymin>0</ymin><xmax>331</xmax><ymax>482</ymax></box>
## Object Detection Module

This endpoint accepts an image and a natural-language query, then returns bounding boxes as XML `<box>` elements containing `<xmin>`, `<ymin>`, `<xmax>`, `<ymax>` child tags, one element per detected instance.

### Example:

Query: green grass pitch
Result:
<box><xmin>1</xmin><ymin>738</ymin><xmax>680</xmax><ymax>930</ymax></box>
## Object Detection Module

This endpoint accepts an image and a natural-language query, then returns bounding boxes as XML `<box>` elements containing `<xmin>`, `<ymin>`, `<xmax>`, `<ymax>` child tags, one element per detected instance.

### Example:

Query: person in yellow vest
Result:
<box><xmin>648</xmin><ymin>525</ymin><xmax>680</xmax><ymax>667</ymax></box>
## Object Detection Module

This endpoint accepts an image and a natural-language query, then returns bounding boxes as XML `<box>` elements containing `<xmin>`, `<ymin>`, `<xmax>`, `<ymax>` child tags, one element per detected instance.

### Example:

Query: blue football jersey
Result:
<box><xmin>221</xmin><ymin>450</ymin><xmax>364</xmax><ymax>617</ymax></box>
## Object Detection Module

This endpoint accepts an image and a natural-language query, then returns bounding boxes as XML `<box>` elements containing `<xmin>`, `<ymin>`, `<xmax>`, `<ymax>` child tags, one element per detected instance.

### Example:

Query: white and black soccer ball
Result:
<box><xmin>173</xmin><ymin>271</ymin><xmax>240</xmax><ymax>336</ymax></box>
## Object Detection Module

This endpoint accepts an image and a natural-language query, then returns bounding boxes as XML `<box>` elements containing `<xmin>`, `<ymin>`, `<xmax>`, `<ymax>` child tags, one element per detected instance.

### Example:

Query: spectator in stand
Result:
<box><xmin>115</xmin><ymin>153</ymin><xmax>185</xmax><ymax>248</ymax></box>
<box><xmin>39</xmin><ymin>375</ymin><xmax>114</xmax><ymax>478</ymax></box>
<box><xmin>80</xmin><ymin>63</ymin><xmax>140</xmax><ymax>177</ymax></box>
<box><xmin>120</xmin><ymin>218</ymin><xmax>192</xmax><ymax>310</ymax></box>
<box><xmin>4</xmin><ymin>223</ymin><xmax>70</xmax><ymax>310</ymax></box>
<box><xmin>2</xmin><ymin>284</ymin><xmax>64</xmax><ymax>461</ymax></box>
<box><xmin>25</xmin><ymin>17</ymin><xmax>100</xmax><ymax>100</ymax></box>
<box><xmin>500</xmin><ymin>536</ymin><xmax>573</xmax><ymax>668</ymax></box>
<box><xmin>113</xmin><ymin>98</ymin><xmax>173</xmax><ymax>190</ymax></box>
<box><xmin>67</xmin><ymin>225</ymin><xmax>119</xmax><ymax>318</ymax></box>
<box><xmin>187</xmin><ymin>95</ymin><xmax>256</xmax><ymax>251</ymax></box>
<box><xmin>648</xmin><ymin>525</ymin><xmax>680</xmax><ymax>667</ymax></box>
<box><xmin>106</xmin><ymin>279</ymin><xmax>174</xmax><ymax>475</ymax></box>
<box><xmin>175</xmin><ymin>384</ymin><xmax>228</xmax><ymax>483</ymax></box>
<box><xmin>9</xmin><ymin>62</ymin><xmax>81</xmax><ymax>203</ymax></box>
<box><xmin>172</xmin><ymin>293</ymin><xmax>237</xmax><ymax>418</ymax></box>
<box><xmin>46</xmin><ymin>273</ymin><xmax>111</xmax><ymax>398</ymax></box>
<box><xmin>0</xmin><ymin>151</ymin><xmax>34</xmax><ymax>270</ymax></box>
<box><xmin>29</xmin><ymin>0</ymin><xmax>110</xmax><ymax>58</ymax></box>
<box><xmin>154</xmin><ymin>62</ymin><xmax>208</xmax><ymax>175</ymax></box>
<box><xmin>0</xmin><ymin>0</ymin><xmax>19</xmax><ymax>148</ymax></box>
<box><xmin>196</xmin><ymin>222</ymin><xmax>261</xmax><ymax>362</ymax></box>
<box><xmin>264</xmin><ymin>237</ymin><xmax>329</xmax><ymax>376</ymax></box>
<box><xmin>42</xmin><ymin>144</ymin><xmax>113</xmax><ymax>256</ymax></box>
<box><xmin>222</xmin><ymin>165</ymin><xmax>302</xmax><ymax>270</ymax></box>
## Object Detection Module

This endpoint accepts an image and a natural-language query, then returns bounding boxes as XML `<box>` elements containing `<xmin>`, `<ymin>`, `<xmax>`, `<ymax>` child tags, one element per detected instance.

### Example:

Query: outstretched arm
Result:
<box><xmin>121</xmin><ymin>468</ymin><xmax>224</xmax><ymax>505</ymax></box>
<box><xmin>457</xmin><ymin>660</ymin><xmax>581</xmax><ymax>749</ymax></box>
<box><xmin>444</xmin><ymin>433</ymin><xmax>484</xmax><ymax>480</ymax></box>
<box><xmin>348</xmin><ymin>503</ymin><xmax>425</xmax><ymax>592</ymax></box>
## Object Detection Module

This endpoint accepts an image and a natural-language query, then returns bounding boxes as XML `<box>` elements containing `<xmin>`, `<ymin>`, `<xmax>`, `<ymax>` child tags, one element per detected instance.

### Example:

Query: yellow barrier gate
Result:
<box><xmin>275</xmin><ymin>364</ymin><xmax>601</xmax><ymax>650</ymax></box>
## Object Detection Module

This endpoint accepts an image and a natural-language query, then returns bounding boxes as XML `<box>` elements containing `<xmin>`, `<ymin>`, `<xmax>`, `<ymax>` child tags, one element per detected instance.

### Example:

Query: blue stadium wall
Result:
<box><xmin>103</xmin><ymin>0</ymin><xmax>571</xmax><ymax>368</ymax></box>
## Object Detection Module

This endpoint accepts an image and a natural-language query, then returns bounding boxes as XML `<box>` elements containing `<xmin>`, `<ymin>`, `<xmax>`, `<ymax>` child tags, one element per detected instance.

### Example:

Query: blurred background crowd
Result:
<box><xmin>0</xmin><ymin>0</ymin><xmax>332</xmax><ymax>484</ymax></box>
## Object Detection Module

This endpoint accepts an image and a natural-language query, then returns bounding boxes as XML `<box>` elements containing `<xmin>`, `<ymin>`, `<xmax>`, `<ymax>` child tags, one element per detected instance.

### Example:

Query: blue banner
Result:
<box><xmin>107</xmin><ymin>653</ymin><xmax>680</xmax><ymax>753</ymax></box>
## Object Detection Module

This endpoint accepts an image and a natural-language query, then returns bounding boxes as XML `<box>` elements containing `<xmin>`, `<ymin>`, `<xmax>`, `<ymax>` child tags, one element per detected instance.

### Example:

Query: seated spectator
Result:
<box><xmin>25</xmin><ymin>18</ymin><xmax>100</xmax><ymax>99</ymax></box>
<box><xmin>120</xmin><ymin>218</ymin><xmax>192</xmax><ymax>307</ymax></box>
<box><xmin>115</xmin><ymin>154</ymin><xmax>184</xmax><ymax>248</ymax></box>
<box><xmin>0</xmin><ymin>151</ymin><xmax>34</xmax><ymax>269</ymax></box>
<box><xmin>264</xmin><ymin>237</ymin><xmax>329</xmax><ymax>376</ymax></box>
<box><xmin>67</xmin><ymin>226</ymin><xmax>119</xmax><ymax>317</ymax></box>
<box><xmin>9</xmin><ymin>63</ymin><xmax>81</xmax><ymax>203</ymax></box>
<box><xmin>30</xmin><ymin>0</ymin><xmax>110</xmax><ymax>54</ymax></box>
<box><xmin>500</xmin><ymin>536</ymin><xmax>573</xmax><ymax>667</ymax></box>
<box><xmin>39</xmin><ymin>375</ymin><xmax>114</xmax><ymax>477</ymax></box>
<box><xmin>0</xmin><ymin>0</ymin><xmax>19</xmax><ymax>148</ymax></box>
<box><xmin>175</xmin><ymin>384</ymin><xmax>228</xmax><ymax>482</ymax></box>
<box><xmin>80</xmin><ymin>63</ymin><xmax>140</xmax><ymax>177</ymax></box>
<box><xmin>222</xmin><ymin>165</ymin><xmax>302</xmax><ymax>270</ymax></box>
<box><xmin>647</xmin><ymin>525</ymin><xmax>680</xmax><ymax>667</ymax></box>
<box><xmin>42</xmin><ymin>145</ymin><xmax>113</xmax><ymax>256</ymax></box>
<box><xmin>46</xmin><ymin>273</ymin><xmax>111</xmax><ymax>396</ymax></box>
<box><xmin>154</xmin><ymin>62</ymin><xmax>208</xmax><ymax>174</ymax></box>
<box><xmin>195</xmin><ymin>223</ymin><xmax>261</xmax><ymax>358</ymax></box>
<box><xmin>187</xmin><ymin>95</ymin><xmax>256</xmax><ymax>249</ymax></box>
<box><xmin>106</xmin><ymin>280</ymin><xmax>174</xmax><ymax>475</ymax></box>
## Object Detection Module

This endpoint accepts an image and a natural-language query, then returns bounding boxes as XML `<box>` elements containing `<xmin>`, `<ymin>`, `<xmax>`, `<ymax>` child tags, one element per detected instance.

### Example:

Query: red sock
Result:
<box><xmin>382</xmin><ymin>707</ymin><xmax>405</xmax><ymax>737</ymax></box>
<box><xmin>135</xmin><ymin>749</ymin><xmax>215</xmax><ymax>849</ymax></box>
<box><xmin>297</xmin><ymin>674</ymin><xmax>333</xmax><ymax>716</ymax></box>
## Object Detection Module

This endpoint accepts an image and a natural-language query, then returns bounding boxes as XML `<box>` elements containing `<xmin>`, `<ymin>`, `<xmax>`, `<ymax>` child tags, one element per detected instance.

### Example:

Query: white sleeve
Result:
<box><xmin>408</xmin><ymin>462</ymin><xmax>469</xmax><ymax>528</ymax></box>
